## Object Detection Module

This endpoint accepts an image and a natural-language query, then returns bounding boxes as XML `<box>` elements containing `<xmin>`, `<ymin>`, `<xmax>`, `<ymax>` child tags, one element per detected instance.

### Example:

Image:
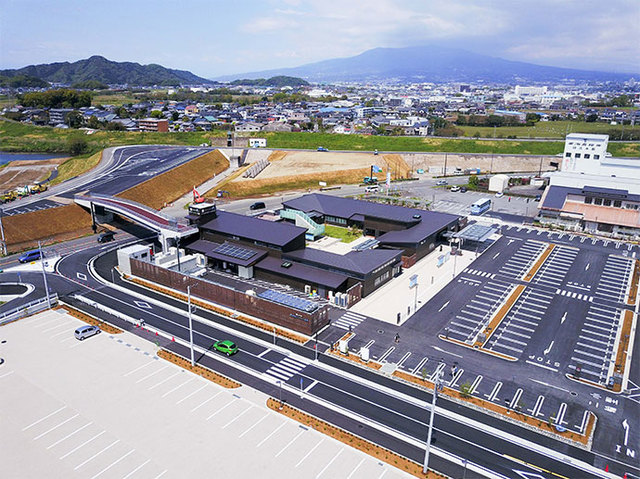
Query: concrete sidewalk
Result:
<box><xmin>351</xmin><ymin>244</ymin><xmax>479</xmax><ymax>325</ymax></box>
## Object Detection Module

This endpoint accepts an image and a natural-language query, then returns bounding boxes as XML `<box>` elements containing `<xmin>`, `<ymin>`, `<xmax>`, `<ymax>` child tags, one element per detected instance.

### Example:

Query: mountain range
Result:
<box><xmin>216</xmin><ymin>45</ymin><xmax>636</xmax><ymax>83</ymax></box>
<box><xmin>0</xmin><ymin>55</ymin><xmax>213</xmax><ymax>86</ymax></box>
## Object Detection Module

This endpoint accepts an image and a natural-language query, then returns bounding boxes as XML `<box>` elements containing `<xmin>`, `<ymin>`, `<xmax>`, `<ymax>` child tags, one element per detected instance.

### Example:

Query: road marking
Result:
<box><xmin>529</xmin><ymin>378</ymin><xmax>571</xmax><ymax>393</ymax></box>
<box><xmin>47</xmin><ymin>422</ymin><xmax>93</xmax><ymax>449</ymax></box>
<box><xmin>122</xmin><ymin>459</ymin><xmax>151</xmax><ymax>479</ymax></box>
<box><xmin>90</xmin><ymin>448</ymin><xmax>135</xmax><ymax>479</ymax></box>
<box><xmin>23</xmin><ymin>406</ymin><xmax>66</xmax><ymax>431</ymax></box>
<box><xmin>0</xmin><ymin>370</ymin><xmax>14</xmax><ymax>379</ymax></box>
<box><xmin>543</xmin><ymin>341</ymin><xmax>554</xmax><ymax>355</ymax></box>
<box><xmin>238</xmin><ymin>412</ymin><xmax>269</xmax><ymax>438</ymax></box>
<box><xmin>493</xmin><ymin>252</ymin><xmax>501</xmax><ymax>259</ymax></box>
<box><xmin>560</xmin><ymin>312</ymin><xmax>567</xmax><ymax>325</ymax></box>
<box><xmin>363</xmin><ymin>340</ymin><xmax>375</xmax><ymax>349</ymax></box>
<box><xmin>161</xmin><ymin>377</ymin><xmax>194</xmax><ymax>398</ymax></box>
<box><xmin>190</xmin><ymin>392</ymin><xmax>221</xmax><ymax>412</ymax></box>
<box><xmin>76</xmin><ymin>272</ymin><xmax>87</xmax><ymax>281</ymax></box>
<box><xmin>432</xmin><ymin>345</ymin><xmax>463</xmax><ymax>358</ymax></box>
<box><xmin>556</xmin><ymin>403</ymin><xmax>567</xmax><ymax>425</ymax></box>
<box><xmin>511</xmin><ymin>388</ymin><xmax>523</xmax><ymax>409</ymax></box>
<box><xmin>295</xmin><ymin>438</ymin><xmax>324</xmax><ymax>468</ymax></box>
<box><xmin>578</xmin><ymin>411</ymin><xmax>590</xmax><ymax>434</ymax></box>
<box><xmin>304</xmin><ymin>380</ymin><xmax>319</xmax><ymax>392</ymax></box>
<box><xmin>379</xmin><ymin>347</ymin><xmax>395</xmax><ymax>362</ymax></box>
<box><xmin>531</xmin><ymin>395</ymin><xmax>545</xmax><ymax>417</ymax></box>
<box><xmin>257</xmin><ymin>349</ymin><xmax>271</xmax><ymax>358</ymax></box>
<box><xmin>74</xmin><ymin>439</ymin><xmax>120</xmax><ymax>469</ymax></box>
<box><xmin>429</xmin><ymin>362</ymin><xmax>446</xmax><ymax>381</ymax></box>
<box><xmin>412</xmin><ymin>357</ymin><xmax>429</xmax><ymax>375</ymax></box>
<box><xmin>316</xmin><ymin>447</ymin><xmax>343</xmax><ymax>478</ymax></box>
<box><xmin>256</xmin><ymin>422</ymin><xmax>286</xmax><ymax>447</ymax></box>
<box><xmin>33</xmin><ymin>413</ymin><xmax>80</xmax><ymax>440</ymax></box>
<box><xmin>175</xmin><ymin>384</ymin><xmax>207</xmax><ymax>405</ymax></box>
<box><xmin>397</xmin><ymin>352</ymin><xmax>411</xmax><ymax>368</ymax></box>
<box><xmin>135</xmin><ymin>365</ymin><xmax>169</xmax><ymax>384</ymax></box>
<box><xmin>525</xmin><ymin>361</ymin><xmax>559</xmax><ymax>372</ymax></box>
<box><xmin>60</xmin><ymin>430</ymin><xmax>106</xmax><ymax>459</ymax></box>
<box><xmin>148</xmin><ymin>371</ymin><xmax>181</xmax><ymax>390</ymax></box>
<box><xmin>275</xmin><ymin>430</ymin><xmax>305</xmax><ymax>458</ymax></box>
<box><xmin>486</xmin><ymin>381</ymin><xmax>502</xmax><ymax>402</ymax></box>
<box><xmin>222</xmin><ymin>405</ymin><xmax>253</xmax><ymax>429</ymax></box>
<box><xmin>585</xmin><ymin>263</ymin><xmax>590</xmax><ymax>271</ymax></box>
<box><xmin>347</xmin><ymin>458</ymin><xmax>367</xmax><ymax>479</ymax></box>
<box><xmin>449</xmin><ymin>369</ymin><xmax>464</xmax><ymax>388</ymax></box>
<box><xmin>469</xmin><ymin>375</ymin><xmax>483</xmax><ymax>394</ymax></box>
<box><xmin>622</xmin><ymin>419</ymin><xmax>630</xmax><ymax>446</ymax></box>
<box><xmin>438</xmin><ymin>301</ymin><xmax>450</xmax><ymax>312</ymax></box>
<box><xmin>206</xmin><ymin>398</ymin><xmax>236</xmax><ymax>420</ymax></box>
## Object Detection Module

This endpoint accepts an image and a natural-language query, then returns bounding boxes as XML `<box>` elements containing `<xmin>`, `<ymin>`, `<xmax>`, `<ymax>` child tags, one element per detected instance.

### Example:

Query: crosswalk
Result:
<box><xmin>333</xmin><ymin>311</ymin><xmax>367</xmax><ymax>331</ymax></box>
<box><xmin>556</xmin><ymin>289</ymin><xmax>594</xmax><ymax>302</ymax></box>
<box><xmin>263</xmin><ymin>356</ymin><xmax>308</xmax><ymax>382</ymax></box>
<box><xmin>463</xmin><ymin>268</ymin><xmax>496</xmax><ymax>280</ymax></box>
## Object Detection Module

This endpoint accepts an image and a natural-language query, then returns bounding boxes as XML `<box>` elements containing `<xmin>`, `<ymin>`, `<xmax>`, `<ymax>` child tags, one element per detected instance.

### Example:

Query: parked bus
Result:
<box><xmin>471</xmin><ymin>198</ymin><xmax>491</xmax><ymax>215</ymax></box>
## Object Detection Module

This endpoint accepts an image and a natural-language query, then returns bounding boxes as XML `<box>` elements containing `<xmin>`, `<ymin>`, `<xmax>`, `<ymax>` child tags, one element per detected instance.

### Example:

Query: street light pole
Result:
<box><xmin>278</xmin><ymin>380</ymin><xmax>283</xmax><ymax>409</ymax></box>
<box><xmin>0</xmin><ymin>208</ymin><xmax>6</xmax><ymax>256</ymax></box>
<box><xmin>423</xmin><ymin>368</ymin><xmax>443</xmax><ymax>474</ymax></box>
<box><xmin>188</xmin><ymin>285</ymin><xmax>195</xmax><ymax>367</ymax></box>
<box><xmin>38</xmin><ymin>241</ymin><xmax>51</xmax><ymax>309</ymax></box>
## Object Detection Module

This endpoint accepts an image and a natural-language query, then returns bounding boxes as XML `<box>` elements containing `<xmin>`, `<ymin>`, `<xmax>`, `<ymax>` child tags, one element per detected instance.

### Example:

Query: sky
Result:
<box><xmin>1</xmin><ymin>0</ymin><xmax>638</xmax><ymax>78</ymax></box>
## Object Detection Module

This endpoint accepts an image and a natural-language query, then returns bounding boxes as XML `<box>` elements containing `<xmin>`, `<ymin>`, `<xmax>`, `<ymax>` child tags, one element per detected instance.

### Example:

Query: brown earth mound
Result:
<box><xmin>118</xmin><ymin>149</ymin><xmax>229</xmax><ymax>209</ymax></box>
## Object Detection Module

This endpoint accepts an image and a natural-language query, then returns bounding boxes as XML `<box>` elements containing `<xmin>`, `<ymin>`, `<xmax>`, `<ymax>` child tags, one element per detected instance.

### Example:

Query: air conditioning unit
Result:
<box><xmin>304</xmin><ymin>285</ymin><xmax>311</xmax><ymax>294</ymax></box>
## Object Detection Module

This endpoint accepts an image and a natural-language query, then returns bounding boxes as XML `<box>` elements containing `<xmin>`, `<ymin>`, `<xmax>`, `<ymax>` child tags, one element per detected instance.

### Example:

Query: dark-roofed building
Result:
<box><xmin>282</xmin><ymin>194</ymin><xmax>462</xmax><ymax>262</ymax></box>
<box><xmin>199</xmin><ymin>210</ymin><xmax>306</xmax><ymax>255</ymax></box>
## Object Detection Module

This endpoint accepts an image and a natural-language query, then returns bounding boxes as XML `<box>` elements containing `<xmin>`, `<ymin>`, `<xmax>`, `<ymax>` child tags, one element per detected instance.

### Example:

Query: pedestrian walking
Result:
<box><xmin>394</xmin><ymin>333</ymin><xmax>400</xmax><ymax>343</ymax></box>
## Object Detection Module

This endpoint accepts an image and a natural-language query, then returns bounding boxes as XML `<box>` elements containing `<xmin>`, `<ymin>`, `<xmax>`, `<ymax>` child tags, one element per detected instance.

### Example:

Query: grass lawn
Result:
<box><xmin>323</xmin><ymin>224</ymin><xmax>362</xmax><ymax>243</ymax></box>
<box><xmin>50</xmin><ymin>151</ymin><xmax>102</xmax><ymax>186</ymax></box>
<box><xmin>459</xmin><ymin>120</ymin><xmax>640</xmax><ymax>139</ymax></box>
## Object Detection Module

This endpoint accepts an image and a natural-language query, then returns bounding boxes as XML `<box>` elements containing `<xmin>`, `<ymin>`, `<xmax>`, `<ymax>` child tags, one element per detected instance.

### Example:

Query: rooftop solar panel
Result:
<box><xmin>213</xmin><ymin>243</ymin><xmax>257</xmax><ymax>260</ymax></box>
<box><xmin>258</xmin><ymin>289</ymin><xmax>318</xmax><ymax>313</ymax></box>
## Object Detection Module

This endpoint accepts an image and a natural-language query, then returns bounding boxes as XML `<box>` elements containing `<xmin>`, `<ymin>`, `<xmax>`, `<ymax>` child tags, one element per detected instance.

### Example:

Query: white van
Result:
<box><xmin>365</xmin><ymin>185</ymin><xmax>379</xmax><ymax>193</ymax></box>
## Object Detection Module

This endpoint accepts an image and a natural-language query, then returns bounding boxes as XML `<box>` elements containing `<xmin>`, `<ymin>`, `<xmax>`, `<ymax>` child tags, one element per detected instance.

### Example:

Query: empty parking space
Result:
<box><xmin>531</xmin><ymin>245</ymin><xmax>579</xmax><ymax>289</ymax></box>
<box><xmin>497</xmin><ymin>240</ymin><xmax>547</xmax><ymax>280</ymax></box>
<box><xmin>594</xmin><ymin>255</ymin><xmax>634</xmax><ymax>303</ymax></box>
<box><xmin>0</xmin><ymin>309</ymin><xmax>411</xmax><ymax>479</ymax></box>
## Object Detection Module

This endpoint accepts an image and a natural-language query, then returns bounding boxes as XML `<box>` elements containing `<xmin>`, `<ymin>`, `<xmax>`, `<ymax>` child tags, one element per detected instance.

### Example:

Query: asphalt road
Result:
<box><xmin>21</xmin><ymin>242</ymin><xmax>623</xmax><ymax>478</ymax></box>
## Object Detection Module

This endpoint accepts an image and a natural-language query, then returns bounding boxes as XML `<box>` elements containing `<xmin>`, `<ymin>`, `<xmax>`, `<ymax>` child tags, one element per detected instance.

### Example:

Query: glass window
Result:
<box><xmin>594</xmin><ymin>198</ymin><xmax>603</xmax><ymax>205</ymax></box>
<box><xmin>613</xmin><ymin>200</ymin><xmax>622</xmax><ymax>208</ymax></box>
<box><xmin>565</xmin><ymin>152</ymin><xmax>571</xmax><ymax>157</ymax></box>
<box><xmin>584</xmin><ymin>154</ymin><xmax>590</xmax><ymax>159</ymax></box>
<box><xmin>594</xmin><ymin>155</ymin><xmax>600</xmax><ymax>159</ymax></box>
<box><xmin>575</xmin><ymin>153</ymin><xmax>581</xmax><ymax>158</ymax></box>
<box><xmin>603</xmin><ymin>199</ymin><xmax>611</xmax><ymax>206</ymax></box>
<box><xmin>584</xmin><ymin>197</ymin><xmax>593</xmax><ymax>204</ymax></box>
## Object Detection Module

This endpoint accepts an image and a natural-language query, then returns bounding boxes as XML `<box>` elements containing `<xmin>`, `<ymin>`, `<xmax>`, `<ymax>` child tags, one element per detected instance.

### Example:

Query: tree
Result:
<box><xmin>67</xmin><ymin>136</ymin><xmax>88</xmax><ymax>156</ymax></box>
<box><xmin>171</xmin><ymin>111</ymin><xmax>179</xmax><ymax>121</ymax></box>
<box><xmin>468</xmin><ymin>175</ymin><xmax>479</xmax><ymax>188</ymax></box>
<box><xmin>585</xmin><ymin>113</ymin><xmax>598</xmax><ymax>123</ymax></box>
<box><xmin>67</xmin><ymin>111</ymin><xmax>84</xmax><ymax>128</ymax></box>
<box><xmin>150</xmin><ymin>110</ymin><xmax>164</xmax><ymax>119</ymax></box>
<box><xmin>459</xmin><ymin>382</ymin><xmax>472</xmax><ymax>398</ymax></box>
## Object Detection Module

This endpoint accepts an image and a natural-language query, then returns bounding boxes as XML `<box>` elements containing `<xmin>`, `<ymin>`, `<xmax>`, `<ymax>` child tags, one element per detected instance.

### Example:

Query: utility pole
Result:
<box><xmin>38</xmin><ymin>241</ymin><xmax>51</xmax><ymax>309</ymax></box>
<box><xmin>443</xmin><ymin>153</ymin><xmax>448</xmax><ymax>177</ymax></box>
<box><xmin>423</xmin><ymin>367</ymin><xmax>443</xmax><ymax>474</ymax></box>
<box><xmin>188</xmin><ymin>285</ymin><xmax>195</xmax><ymax>367</ymax></box>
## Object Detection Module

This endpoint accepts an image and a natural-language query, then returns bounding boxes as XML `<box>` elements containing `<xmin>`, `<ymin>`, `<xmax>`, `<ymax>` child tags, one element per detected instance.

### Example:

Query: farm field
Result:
<box><xmin>458</xmin><ymin>120</ymin><xmax>640</xmax><ymax>139</ymax></box>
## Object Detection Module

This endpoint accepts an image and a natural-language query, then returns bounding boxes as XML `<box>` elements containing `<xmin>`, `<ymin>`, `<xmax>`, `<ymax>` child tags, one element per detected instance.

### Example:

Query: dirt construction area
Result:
<box><xmin>0</xmin><ymin>157</ymin><xmax>67</xmax><ymax>191</ymax></box>
<box><xmin>403</xmin><ymin>152</ymin><xmax>556</xmax><ymax>175</ymax></box>
<box><xmin>235</xmin><ymin>150</ymin><xmax>386</xmax><ymax>182</ymax></box>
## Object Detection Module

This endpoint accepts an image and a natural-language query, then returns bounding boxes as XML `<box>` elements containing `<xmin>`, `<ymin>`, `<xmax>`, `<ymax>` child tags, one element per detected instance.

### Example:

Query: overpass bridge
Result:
<box><xmin>74</xmin><ymin>194</ymin><xmax>198</xmax><ymax>251</ymax></box>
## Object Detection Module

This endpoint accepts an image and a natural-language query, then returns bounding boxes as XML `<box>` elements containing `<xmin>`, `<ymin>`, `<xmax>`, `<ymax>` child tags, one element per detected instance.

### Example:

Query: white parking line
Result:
<box><xmin>23</xmin><ymin>406</ymin><xmax>66</xmax><ymax>431</ymax></box>
<box><xmin>222</xmin><ymin>405</ymin><xmax>253</xmax><ymax>429</ymax></box>
<box><xmin>90</xmin><ymin>448</ymin><xmax>135</xmax><ymax>479</ymax></box>
<box><xmin>412</xmin><ymin>357</ymin><xmax>429</xmax><ymax>375</ymax></box>
<box><xmin>347</xmin><ymin>458</ymin><xmax>367</xmax><ymax>479</ymax></box>
<box><xmin>148</xmin><ymin>371</ymin><xmax>181</xmax><ymax>390</ymax></box>
<box><xmin>275</xmin><ymin>430</ymin><xmax>305</xmax><ymax>458</ymax></box>
<box><xmin>135</xmin><ymin>365</ymin><xmax>169</xmax><ymax>384</ymax></box>
<box><xmin>0</xmin><ymin>370</ymin><xmax>14</xmax><ymax>379</ymax></box>
<box><xmin>469</xmin><ymin>375</ymin><xmax>483</xmax><ymax>394</ymax></box>
<box><xmin>238</xmin><ymin>412</ymin><xmax>269</xmax><ymax>438</ymax></box>
<box><xmin>33</xmin><ymin>413</ymin><xmax>80</xmax><ymax>440</ymax></box>
<box><xmin>316</xmin><ymin>447</ymin><xmax>343</xmax><ymax>478</ymax></box>
<box><xmin>206</xmin><ymin>398</ymin><xmax>236</xmax><ymax>420</ymax></box>
<box><xmin>60</xmin><ymin>430</ymin><xmax>106</xmax><ymax>459</ymax></box>
<box><xmin>74</xmin><ymin>439</ymin><xmax>120</xmax><ymax>470</ymax></box>
<box><xmin>47</xmin><ymin>422</ymin><xmax>93</xmax><ymax>449</ymax></box>
<box><xmin>486</xmin><ymin>381</ymin><xmax>502</xmax><ymax>402</ymax></box>
<box><xmin>295</xmin><ymin>438</ymin><xmax>324</xmax><ymax>468</ymax></box>
<box><xmin>379</xmin><ymin>347</ymin><xmax>395</xmax><ymax>362</ymax></box>
<box><xmin>256</xmin><ymin>423</ymin><xmax>286</xmax><ymax>447</ymax></box>
<box><xmin>122</xmin><ymin>459</ymin><xmax>151</xmax><ymax>479</ymax></box>
<box><xmin>190</xmin><ymin>392</ymin><xmax>222</xmax><ymax>412</ymax></box>
<box><xmin>161</xmin><ymin>377</ymin><xmax>194</xmax><ymax>398</ymax></box>
<box><xmin>124</xmin><ymin>360</ymin><xmax>156</xmax><ymax>377</ymax></box>
<box><xmin>176</xmin><ymin>384</ymin><xmax>207</xmax><ymax>405</ymax></box>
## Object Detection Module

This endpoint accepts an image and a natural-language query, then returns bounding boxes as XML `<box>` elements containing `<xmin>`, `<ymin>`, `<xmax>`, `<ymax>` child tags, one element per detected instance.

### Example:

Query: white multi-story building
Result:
<box><xmin>539</xmin><ymin>134</ymin><xmax>640</xmax><ymax>236</ymax></box>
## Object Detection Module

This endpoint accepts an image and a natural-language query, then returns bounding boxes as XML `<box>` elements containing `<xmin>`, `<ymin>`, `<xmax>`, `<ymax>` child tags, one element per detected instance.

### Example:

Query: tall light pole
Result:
<box><xmin>38</xmin><ymin>241</ymin><xmax>51</xmax><ymax>309</ymax></box>
<box><xmin>187</xmin><ymin>285</ymin><xmax>195</xmax><ymax>367</ymax></box>
<box><xmin>423</xmin><ymin>367</ymin><xmax>444</xmax><ymax>474</ymax></box>
<box><xmin>277</xmin><ymin>380</ymin><xmax>283</xmax><ymax>409</ymax></box>
<box><xmin>0</xmin><ymin>208</ymin><xmax>6</xmax><ymax>256</ymax></box>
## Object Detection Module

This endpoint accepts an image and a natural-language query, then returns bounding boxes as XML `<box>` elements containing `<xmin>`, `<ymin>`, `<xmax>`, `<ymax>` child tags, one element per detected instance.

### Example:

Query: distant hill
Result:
<box><xmin>229</xmin><ymin>76</ymin><xmax>309</xmax><ymax>87</ymax></box>
<box><xmin>0</xmin><ymin>74</ymin><xmax>49</xmax><ymax>88</ymax></box>
<box><xmin>216</xmin><ymin>45</ymin><xmax>636</xmax><ymax>83</ymax></box>
<box><xmin>0</xmin><ymin>56</ymin><xmax>213</xmax><ymax>86</ymax></box>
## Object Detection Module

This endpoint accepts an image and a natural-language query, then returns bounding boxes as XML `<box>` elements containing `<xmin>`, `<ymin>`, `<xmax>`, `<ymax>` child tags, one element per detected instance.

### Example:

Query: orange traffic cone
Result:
<box><xmin>155</xmin><ymin>331</ymin><xmax>158</xmax><ymax>337</ymax></box>
<box><xmin>604</xmin><ymin>465</ymin><xmax>609</xmax><ymax>472</ymax></box>
<box><xmin>172</xmin><ymin>336</ymin><xmax>175</xmax><ymax>342</ymax></box>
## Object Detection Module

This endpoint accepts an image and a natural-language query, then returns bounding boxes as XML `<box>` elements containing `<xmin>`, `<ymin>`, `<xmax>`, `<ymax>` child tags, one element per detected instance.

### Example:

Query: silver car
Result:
<box><xmin>74</xmin><ymin>325</ymin><xmax>101</xmax><ymax>341</ymax></box>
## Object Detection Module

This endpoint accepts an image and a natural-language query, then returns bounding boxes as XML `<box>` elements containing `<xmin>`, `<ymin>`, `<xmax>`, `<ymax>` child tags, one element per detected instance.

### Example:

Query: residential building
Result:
<box><xmin>137</xmin><ymin>118</ymin><xmax>169</xmax><ymax>132</ymax></box>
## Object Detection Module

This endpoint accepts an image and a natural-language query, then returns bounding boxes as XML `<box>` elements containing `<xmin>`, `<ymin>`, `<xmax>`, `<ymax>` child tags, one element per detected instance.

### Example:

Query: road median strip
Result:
<box><xmin>522</xmin><ymin>243</ymin><xmax>555</xmax><ymax>282</ymax></box>
<box><xmin>157</xmin><ymin>348</ymin><xmax>241</xmax><ymax>389</ymax></box>
<box><xmin>626</xmin><ymin>259</ymin><xmax>640</xmax><ymax>305</ymax></box>
<box><xmin>57</xmin><ymin>304</ymin><xmax>123</xmax><ymax>334</ymax></box>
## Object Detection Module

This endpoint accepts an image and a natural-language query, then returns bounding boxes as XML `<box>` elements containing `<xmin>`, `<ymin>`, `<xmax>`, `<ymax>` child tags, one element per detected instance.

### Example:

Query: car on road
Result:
<box><xmin>436</xmin><ymin>180</ymin><xmax>448</xmax><ymax>186</ymax></box>
<box><xmin>18</xmin><ymin>249</ymin><xmax>41</xmax><ymax>263</ymax></box>
<box><xmin>213</xmin><ymin>339</ymin><xmax>238</xmax><ymax>356</ymax></box>
<box><xmin>317</xmin><ymin>146</ymin><xmax>329</xmax><ymax>152</ymax></box>
<box><xmin>460</xmin><ymin>187</ymin><xmax>468</xmax><ymax>193</ymax></box>
<box><xmin>249</xmin><ymin>201</ymin><xmax>266</xmax><ymax>211</ymax></box>
<box><xmin>74</xmin><ymin>325</ymin><xmax>101</xmax><ymax>341</ymax></box>
<box><xmin>450</xmin><ymin>185</ymin><xmax>460</xmax><ymax>192</ymax></box>
<box><xmin>97</xmin><ymin>231</ymin><xmax>115</xmax><ymax>243</ymax></box>
<box><xmin>495</xmin><ymin>192</ymin><xmax>504</xmax><ymax>198</ymax></box>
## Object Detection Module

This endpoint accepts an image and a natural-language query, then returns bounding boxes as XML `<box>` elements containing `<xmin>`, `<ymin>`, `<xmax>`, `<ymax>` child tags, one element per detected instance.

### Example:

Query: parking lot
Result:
<box><xmin>324</xmin><ymin>225</ymin><xmax>639</xmax><ymax>451</ymax></box>
<box><xmin>0</xmin><ymin>310</ymin><xmax>411</xmax><ymax>479</ymax></box>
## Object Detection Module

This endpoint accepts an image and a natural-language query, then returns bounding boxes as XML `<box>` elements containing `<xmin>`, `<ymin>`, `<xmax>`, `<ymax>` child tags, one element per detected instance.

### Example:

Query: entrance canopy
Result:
<box><xmin>452</xmin><ymin>223</ymin><xmax>496</xmax><ymax>243</ymax></box>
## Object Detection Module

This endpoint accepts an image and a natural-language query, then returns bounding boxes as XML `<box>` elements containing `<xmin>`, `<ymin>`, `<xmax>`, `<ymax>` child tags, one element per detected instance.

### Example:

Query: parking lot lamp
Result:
<box><xmin>423</xmin><ymin>367</ymin><xmax>443</xmax><ymax>474</ymax></box>
<box><xmin>277</xmin><ymin>380</ymin><xmax>283</xmax><ymax>409</ymax></box>
<box><xmin>187</xmin><ymin>285</ymin><xmax>194</xmax><ymax>367</ymax></box>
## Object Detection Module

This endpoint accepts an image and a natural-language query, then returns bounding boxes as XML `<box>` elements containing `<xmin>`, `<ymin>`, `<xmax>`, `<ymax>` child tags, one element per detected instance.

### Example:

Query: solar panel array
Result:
<box><xmin>214</xmin><ymin>243</ymin><xmax>257</xmax><ymax>260</ymax></box>
<box><xmin>352</xmin><ymin>239</ymin><xmax>379</xmax><ymax>251</ymax></box>
<box><xmin>258</xmin><ymin>289</ymin><xmax>318</xmax><ymax>313</ymax></box>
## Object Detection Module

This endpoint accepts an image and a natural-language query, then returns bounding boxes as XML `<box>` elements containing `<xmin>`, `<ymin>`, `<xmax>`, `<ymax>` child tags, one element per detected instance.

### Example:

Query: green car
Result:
<box><xmin>214</xmin><ymin>339</ymin><xmax>239</xmax><ymax>356</ymax></box>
